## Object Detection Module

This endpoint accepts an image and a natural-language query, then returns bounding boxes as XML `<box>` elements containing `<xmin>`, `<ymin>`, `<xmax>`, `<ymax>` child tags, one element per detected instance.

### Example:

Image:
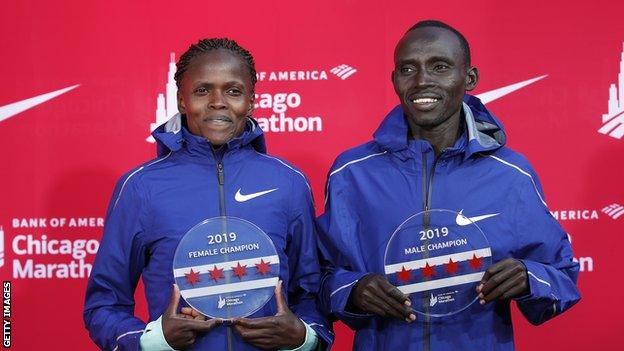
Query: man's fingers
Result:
<box><xmin>372</xmin><ymin>288</ymin><xmax>414</xmax><ymax>321</ymax></box>
<box><xmin>359</xmin><ymin>291</ymin><xmax>394</xmax><ymax>317</ymax></box>
<box><xmin>481</xmin><ymin>272</ymin><xmax>526</xmax><ymax>303</ymax></box>
<box><xmin>480</xmin><ymin>262</ymin><xmax>525</xmax><ymax>296</ymax></box>
<box><xmin>381</xmin><ymin>280</ymin><xmax>409</xmax><ymax>304</ymax></box>
<box><xmin>165</xmin><ymin>284</ymin><xmax>181</xmax><ymax>317</ymax></box>
<box><xmin>274</xmin><ymin>280</ymin><xmax>287</xmax><ymax>314</ymax></box>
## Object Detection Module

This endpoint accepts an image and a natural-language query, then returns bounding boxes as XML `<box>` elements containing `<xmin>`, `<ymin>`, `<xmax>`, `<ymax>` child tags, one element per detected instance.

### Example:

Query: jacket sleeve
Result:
<box><xmin>83</xmin><ymin>175</ymin><xmax>151</xmax><ymax>351</ymax></box>
<box><xmin>285</xmin><ymin>173</ymin><xmax>334</xmax><ymax>349</ymax></box>
<box><xmin>316</xmin><ymin>171</ymin><xmax>372</xmax><ymax>331</ymax></box>
<box><xmin>512</xmin><ymin>168</ymin><xmax>581</xmax><ymax>325</ymax></box>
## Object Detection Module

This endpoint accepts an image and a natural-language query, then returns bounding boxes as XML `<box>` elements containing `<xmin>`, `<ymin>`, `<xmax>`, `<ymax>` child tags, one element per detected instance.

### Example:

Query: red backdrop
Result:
<box><xmin>1</xmin><ymin>0</ymin><xmax>623</xmax><ymax>349</ymax></box>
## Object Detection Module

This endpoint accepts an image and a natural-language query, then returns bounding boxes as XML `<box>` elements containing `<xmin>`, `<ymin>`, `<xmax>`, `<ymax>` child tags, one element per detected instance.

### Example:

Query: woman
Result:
<box><xmin>84</xmin><ymin>38</ymin><xmax>331</xmax><ymax>351</ymax></box>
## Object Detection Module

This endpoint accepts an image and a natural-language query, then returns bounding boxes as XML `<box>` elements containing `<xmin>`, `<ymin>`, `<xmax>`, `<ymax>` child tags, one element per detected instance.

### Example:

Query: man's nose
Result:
<box><xmin>414</xmin><ymin>69</ymin><xmax>433</xmax><ymax>87</ymax></box>
<box><xmin>208</xmin><ymin>91</ymin><xmax>227</xmax><ymax>109</ymax></box>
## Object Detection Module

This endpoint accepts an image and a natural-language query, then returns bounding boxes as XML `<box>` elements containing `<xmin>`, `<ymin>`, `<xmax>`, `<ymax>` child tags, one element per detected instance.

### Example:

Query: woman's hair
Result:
<box><xmin>174</xmin><ymin>38</ymin><xmax>257</xmax><ymax>92</ymax></box>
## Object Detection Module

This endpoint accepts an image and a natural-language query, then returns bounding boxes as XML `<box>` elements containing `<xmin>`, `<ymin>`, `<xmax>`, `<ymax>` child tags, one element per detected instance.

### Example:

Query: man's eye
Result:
<box><xmin>194</xmin><ymin>87</ymin><xmax>208</xmax><ymax>94</ymax></box>
<box><xmin>227</xmin><ymin>89</ymin><xmax>243</xmax><ymax>96</ymax></box>
<box><xmin>434</xmin><ymin>64</ymin><xmax>450</xmax><ymax>71</ymax></box>
<box><xmin>400</xmin><ymin>67</ymin><xmax>414</xmax><ymax>74</ymax></box>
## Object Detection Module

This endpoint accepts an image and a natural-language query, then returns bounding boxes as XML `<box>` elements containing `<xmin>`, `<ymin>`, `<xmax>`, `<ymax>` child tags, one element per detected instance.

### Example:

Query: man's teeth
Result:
<box><xmin>412</xmin><ymin>98</ymin><xmax>439</xmax><ymax>104</ymax></box>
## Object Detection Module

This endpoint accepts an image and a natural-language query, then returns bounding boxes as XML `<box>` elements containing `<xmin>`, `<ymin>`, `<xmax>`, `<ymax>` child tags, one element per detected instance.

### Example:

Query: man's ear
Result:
<box><xmin>465</xmin><ymin>67</ymin><xmax>479</xmax><ymax>91</ymax></box>
<box><xmin>177</xmin><ymin>91</ymin><xmax>186</xmax><ymax>114</ymax></box>
<box><xmin>391</xmin><ymin>70</ymin><xmax>400</xmax><ymax>95</ymax></box>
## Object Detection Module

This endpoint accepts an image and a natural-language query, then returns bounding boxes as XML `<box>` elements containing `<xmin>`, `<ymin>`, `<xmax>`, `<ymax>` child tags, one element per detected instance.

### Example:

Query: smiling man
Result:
<box><xmin>317</xmin><ymin>20</ymin><xmax>581</xmax><ymax>350</ymax></box>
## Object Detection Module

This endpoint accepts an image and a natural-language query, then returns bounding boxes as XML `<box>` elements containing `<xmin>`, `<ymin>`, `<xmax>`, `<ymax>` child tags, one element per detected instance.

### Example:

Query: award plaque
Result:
<box><xmin>384</xmin><ymin>209</ymin><xmax>492</xmax><ymax>317</ymax></box>
<box><xmin>173</xmin><ymin>216</ymin><xmax>280</xmax><ymax>319</ymax></box>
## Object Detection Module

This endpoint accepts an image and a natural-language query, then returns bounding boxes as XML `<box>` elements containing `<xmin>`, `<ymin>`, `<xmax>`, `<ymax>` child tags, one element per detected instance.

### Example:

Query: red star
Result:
<box><xmin>255</xmin><ymin>259</ymin><xmax>271</xmax><ymax>276</ymax></box>
<box><xmin>184</xmin><ymin>268</ymin><xmax>200</xmax><ymax>286</ymax></box>
<box><xmin>232</xmin><ymin>262</ymin><xmax>248</xmax><ymax>280</ymax></box>
<box><xmin>396</xmin><ymin>266</ymin><xmax>412</xmax><ymax>283</ymax></box>
<box><xmin>421</xmin><ymin>262</ymin><xmax>436</xmax><ymax>278</ymax></box>
<box><xmin>208</xmin><ymin>265</ymin><xmax>224</xmax><ymax>282</ymax></box>
<box><xmin>445</xmin><ymin>258</ymin><xmax>459</xmax><ymax>274</ymax></box>
<box><xmin>468</xmin><ymin>254</ymin><xmax>482</xmax><ymax>270</ymax></box>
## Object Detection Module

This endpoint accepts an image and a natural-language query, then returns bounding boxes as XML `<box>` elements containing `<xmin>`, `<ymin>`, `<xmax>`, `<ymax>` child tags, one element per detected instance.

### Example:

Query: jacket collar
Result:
<box><xmin>152</xmin><ymin>113</ymin><xmax>267</xmax><ymax>158</ymax></box>
<box><xmin>373</xmin><ymin>94</ymin><xmax>506</xmax><ymax>159</ymax></box>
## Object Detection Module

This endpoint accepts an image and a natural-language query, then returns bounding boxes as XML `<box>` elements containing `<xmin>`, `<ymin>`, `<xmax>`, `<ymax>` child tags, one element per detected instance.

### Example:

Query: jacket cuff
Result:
<box><xmin>330</xmin><ymin>272</ymin><xmax>374</xmax><ymax>328</ymax></box>
<box><xmin>516</xmin><ymin>259</ymin><xmax>554</xmax><ymax>301</ymax></box>
<box><xmin>139</xmin><ymin>316</ymin><xmax>175</xmax><ymax>351</ymax></box>
<box><xmin>280</xmin><ymin>319</ymin><xmax>318</xmax><ymax>351</ymax></box>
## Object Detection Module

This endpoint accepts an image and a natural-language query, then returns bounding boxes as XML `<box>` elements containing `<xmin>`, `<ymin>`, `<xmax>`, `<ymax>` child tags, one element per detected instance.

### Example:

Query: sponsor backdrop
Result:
<box><xmin>1</xmin><ymin>0</ymin><xmax>622</xmax><ymax>349</ymax></box>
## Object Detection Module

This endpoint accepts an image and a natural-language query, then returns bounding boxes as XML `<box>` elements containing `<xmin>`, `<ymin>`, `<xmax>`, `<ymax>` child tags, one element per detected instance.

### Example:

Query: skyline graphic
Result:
<box><xmin>148</xmin><ymin>53</ymin><xmax>179</xmax><ymax>143</ymax></box>
<box><xmin>599</xmin><ymin>43</ymin><xmax>624</xmax><ymax>140</ymax></box>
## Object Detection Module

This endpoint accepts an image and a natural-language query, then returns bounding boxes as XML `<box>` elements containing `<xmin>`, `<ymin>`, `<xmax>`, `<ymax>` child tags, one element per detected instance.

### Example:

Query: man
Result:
<box><xmin>318</xmin><ymin>20</ymin><xmax>580</xmax><ymax>350</ymax></box>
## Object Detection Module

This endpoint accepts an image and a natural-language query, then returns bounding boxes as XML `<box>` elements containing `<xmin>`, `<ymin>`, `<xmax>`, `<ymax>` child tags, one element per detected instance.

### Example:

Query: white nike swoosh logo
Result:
<box><xmin>476</xmin><ymin>75</ymin><xmax>547</xmax><ymax>104</ymax></box>
<box><xmin>0</xmin><ymin>84</ymin><xmax>80</xmax><ymax>123</ymax></box>
<box><xmin>235</xmin><ymin>188</ymin><xmax>278</xmax><ymax>202</ymax></box>
<box><xmin>455</xmin><ymin>209</ymin><xmax>499</xmax><ymax>226</ymax></box>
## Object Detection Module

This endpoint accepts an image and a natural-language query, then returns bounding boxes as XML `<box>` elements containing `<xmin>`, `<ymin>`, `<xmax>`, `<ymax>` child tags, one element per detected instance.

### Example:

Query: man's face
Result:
<box><xmin>177</xmin><ymin>50</ymin><xmax>253</xmax><ymax>146</ymax></box>
<box><xmin>392</xmin><ymin>27</ymin><xmax>478</xmax><ymax>130</ymax></box>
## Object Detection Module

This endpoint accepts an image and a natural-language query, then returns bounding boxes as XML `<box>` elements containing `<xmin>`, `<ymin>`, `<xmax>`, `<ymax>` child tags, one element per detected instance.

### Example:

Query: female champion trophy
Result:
<box><xmin>173</xmin><ymin>217</ymin><xmax>280</xmax><ymax>319</ymax></box>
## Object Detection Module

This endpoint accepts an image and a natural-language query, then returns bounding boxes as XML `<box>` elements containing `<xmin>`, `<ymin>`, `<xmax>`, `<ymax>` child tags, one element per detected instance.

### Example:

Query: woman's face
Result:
<box><xmin>177</xmin><ymin>49</ymin><xmax>254</xmax><ymax>146</ymax></box>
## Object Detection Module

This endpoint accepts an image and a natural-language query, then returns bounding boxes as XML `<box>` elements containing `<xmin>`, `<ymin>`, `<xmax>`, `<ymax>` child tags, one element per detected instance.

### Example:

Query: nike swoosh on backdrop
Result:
<box><xmin>235</xmin><ymin>188</ymin><xmax>278</xmax><ymax>202</ymax></box>
<box><xmin>455</xmin><ymin>210</ymin><xmax>499</xmax><ymax>226</ymax></box>
<box><xmin>0</xmin><ymin>84</ymin><xmax>80</xmax><ymax>123</ymax></box>
<box><xmin>476</xmin><ymin>75</ymin><xmax>547</xmax><ymax>104</ymax></box>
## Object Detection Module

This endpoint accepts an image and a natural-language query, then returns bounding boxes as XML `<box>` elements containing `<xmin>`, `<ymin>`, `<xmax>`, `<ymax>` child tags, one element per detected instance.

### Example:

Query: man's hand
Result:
<box><xmin>162</xmin><ymin>285</ymin><xmax>222</xmax><ymax>349</ymax></box>
<box><xmin>349</xmin><ymin>274</ymin><xmax>415</xmax><ymax>323</ymax></box>
<box><xmin>232</xmin><ymin>281</ymin><xmax>306</xmax><ymax>350</ymax></box>
<box><xmin>477</xmin><ymin>258</ymin><xmax>529</xmax><ymax>304</ymax></box>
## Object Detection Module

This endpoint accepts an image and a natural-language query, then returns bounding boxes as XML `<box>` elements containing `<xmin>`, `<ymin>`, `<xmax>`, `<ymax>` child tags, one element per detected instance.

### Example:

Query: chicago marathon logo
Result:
<box><xmin>599</xmin><ymin>42</ymin><xmax>624</xmax><ymax>140</ymax></box>
<box><xmin>147</xmin><ymin>53</ymin><xmax>359</xmax><ymax>141</ymax></box>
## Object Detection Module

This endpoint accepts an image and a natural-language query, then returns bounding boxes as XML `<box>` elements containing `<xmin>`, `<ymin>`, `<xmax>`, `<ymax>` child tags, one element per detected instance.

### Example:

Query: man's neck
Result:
<box><xmin>409</xmin><ymin>114</ymin><xmax>463</xmax><ymax>155</ymax></box>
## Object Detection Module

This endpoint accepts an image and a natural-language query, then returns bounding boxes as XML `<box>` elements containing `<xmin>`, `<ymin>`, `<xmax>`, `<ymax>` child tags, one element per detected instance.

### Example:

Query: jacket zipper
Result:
<box><xmin>421</xmin><ymin>151</ymin><xmax>440</xmax><ymax>351</ymax></box>
<box><xmin>217</xmin><ymin>161</ymin><xmax>226</xmax><ymax>216</ymax></box>
<box><xmin>214</xmin><ymin>152</ymin><xmax>234</xmax><ymax>351</ymax></box>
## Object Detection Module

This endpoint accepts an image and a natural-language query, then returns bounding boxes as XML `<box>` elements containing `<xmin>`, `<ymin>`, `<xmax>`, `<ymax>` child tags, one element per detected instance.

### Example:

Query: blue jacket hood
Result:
<box><xmin>373</xmin><ymin>94</ymin><xmax>507</xmax><ymax>158</ymax></box>
<box><xmin>152</xmin><ymin>113</ymin><xmax>267</xmax><ymax>157</ymax></box>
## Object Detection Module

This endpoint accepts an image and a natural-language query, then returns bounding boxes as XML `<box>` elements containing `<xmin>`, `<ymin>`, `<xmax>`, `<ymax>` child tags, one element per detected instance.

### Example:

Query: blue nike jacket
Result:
<box><xmin>84</xmin><ymin>115</ymin><xmax>332</xmax><ymax>350</ymax></box>
<box><xmin>317</xmin><ymin>95</ymin><xmax>581</xmax><ymax>350</ymax></box>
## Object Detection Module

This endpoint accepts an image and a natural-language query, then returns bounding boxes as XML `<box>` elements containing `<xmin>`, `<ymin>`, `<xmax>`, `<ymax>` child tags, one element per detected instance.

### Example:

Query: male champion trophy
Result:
<box><xmin>173</xmin><ymin>217</ymin><xmax>279</xmax><ymax>319</ymax></box>
<box><xmin>384</xmin><ymin>209</ymin><xmax>492</xmax><ymax>317</ymax></box>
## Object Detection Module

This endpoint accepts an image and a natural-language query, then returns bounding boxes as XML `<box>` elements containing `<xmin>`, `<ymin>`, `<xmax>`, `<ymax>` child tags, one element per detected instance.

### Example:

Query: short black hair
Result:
<box><xmin>407</xmin><ymin>20</ymin><xmax>471</xmax><ymax>67</ymax></box>
<box><xmin>174</xmin><ymin>38</ymin><xmax>257</xmax><ymax>93</ymax></box>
